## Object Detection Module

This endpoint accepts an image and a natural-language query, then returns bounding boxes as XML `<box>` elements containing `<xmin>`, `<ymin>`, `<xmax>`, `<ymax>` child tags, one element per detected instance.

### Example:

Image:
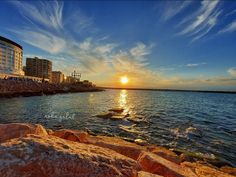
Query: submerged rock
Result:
<box><xmin>111</xmin><ymin>115</ymin><xmax>126</xmax><ymax>120</ymax></box>
<box><xmin>96</xmin><ymin>112</ymin><xmax>113</xmax><ymax>118</ymax></box>
<box><xmin>109</xmin><ymin>107</ymin><xmax>124</xmax><ymax>113</ymax></box>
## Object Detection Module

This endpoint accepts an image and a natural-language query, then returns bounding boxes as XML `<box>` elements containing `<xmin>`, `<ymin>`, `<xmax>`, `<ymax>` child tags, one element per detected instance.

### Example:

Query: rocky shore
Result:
<box><xmin>0</xmin><ymin>123</ymin><xmax>235</xmax><ymax>177</ymax></box>
<box><xmin>0</xmin><ymin>79</ymin><xmax>103</xmax><ymax>98</ymax></box>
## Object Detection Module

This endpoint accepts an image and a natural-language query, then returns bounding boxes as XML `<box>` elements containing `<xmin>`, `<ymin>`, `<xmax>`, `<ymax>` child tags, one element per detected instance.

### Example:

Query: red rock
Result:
<box><xmin>181</xmin><ymin>162</ymin><xmax>235</xmax><ymax>177</ymax></box>
<box><xmin>220</xmin><ymin>166</ymin><xmax>236</xmax><ymax>176</ymax></box>
<box><xmin>138</xmin><ymin>152</ymin><xmax>197</xmax><ymax>177</ymax></box>
<box><xmin>52</xmin><ymin>129</ymin><xmax>88</xmax><ymax>143</ymax></box>
<box><xmin>0</xmin><ymin>135</ymin><xmax>140</xmax><ymax>177</ymax></box>
<box><xmin>147</xmin><ymin>145</ymin><xmax>181</xmax><ymax>164</ymax></box>
<box><xmin>138</xmin><ymin>171</ymin><xmax>163</xmax><ymax>177</ymax></box>
<box><xmin>0</xmin><ymin>123</ymin><xmax>48</xmax><ymax>143</ymax></box>
<box><xmin>86</xmin><ymin>135</ymin><xmax>144</xmax><ymax>160</ymax></box>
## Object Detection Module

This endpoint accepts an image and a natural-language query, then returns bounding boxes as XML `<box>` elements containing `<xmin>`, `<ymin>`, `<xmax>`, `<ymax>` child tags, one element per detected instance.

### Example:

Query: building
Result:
<box><xmin>25</xmin><ymin>57</ymin><xmax>52</xmax><ymax>81</ymax></box>
<box><xmin>0</xmin><ymin>36</ymin><xmax>24</xmax><ymax>75</ymax></box>
<box><xmin>52</xmin><ymin>71</ymin><xmax>64</xmax><ymax>84</ymax></box>
<box><xmin>65</xmin><ymin>76</ymin><xmax>76</xmax><ymax>83</ymax></box>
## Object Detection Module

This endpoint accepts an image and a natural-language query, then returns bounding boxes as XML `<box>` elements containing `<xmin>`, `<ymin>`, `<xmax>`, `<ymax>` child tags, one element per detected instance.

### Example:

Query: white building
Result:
<box><xmin>0</xmin><ymin>36</ymin><xmax>24</xmax><ymax>75</ymax></box>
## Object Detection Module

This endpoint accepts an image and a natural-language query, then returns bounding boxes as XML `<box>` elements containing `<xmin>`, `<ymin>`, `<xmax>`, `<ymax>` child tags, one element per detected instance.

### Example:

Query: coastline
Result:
<box><xmin>0</xmin><ymin>123</ymin><xmax>235</xmax><ymax>177</ymax></box>
<box><xmin>0</xmin><ymin>80</ymin><xmax>104</xmax><ymax>98</ymax></box>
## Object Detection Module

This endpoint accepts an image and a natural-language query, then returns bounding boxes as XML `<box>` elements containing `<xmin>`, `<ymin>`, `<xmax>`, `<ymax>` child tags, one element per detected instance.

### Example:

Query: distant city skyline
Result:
<box><xmin>0</xmin><ymin>0</ymin><xmax>236</xmax><ymax>90</ymax></box>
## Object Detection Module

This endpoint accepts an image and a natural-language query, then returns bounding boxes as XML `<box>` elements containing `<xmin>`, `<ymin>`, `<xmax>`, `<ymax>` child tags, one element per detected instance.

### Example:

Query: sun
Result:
<box><xmin>120</xmin><ymin>76</ymin><xmax>129</xmax><ymax>84</ymax></box>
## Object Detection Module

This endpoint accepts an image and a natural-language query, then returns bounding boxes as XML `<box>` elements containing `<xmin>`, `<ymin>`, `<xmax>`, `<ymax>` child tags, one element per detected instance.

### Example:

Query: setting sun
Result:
<box><xmin>120</xmin><ymin>76</ymin><xmax>129</xmax><ymax>84</ymax></box>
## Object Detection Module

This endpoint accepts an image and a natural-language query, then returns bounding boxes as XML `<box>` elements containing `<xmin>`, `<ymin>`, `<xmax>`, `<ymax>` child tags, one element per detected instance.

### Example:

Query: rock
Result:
<box><xmin>111</xmin><ymin>114</ymin><xmax>126</xmax><ymax>120</ymax></box>
<box><xmin>182</xmin><ymin>162</ymin><xmax>235</xmax><ymax>177</ymax></box>
<box><xmin>96</xmin><ymin>112</ymin><xmax>113</xmax><ymax>118</ymax></box>
<box><xmin>0</xmin><ymin>123</ymin><xmax>235</xmax><ymax>177</ymax></box>
<box><xmin>0</xmin><ymin>123</ymin><xmax>48</xmax><ymax>143</ymax></box>
<box><xmin>134</xmin><ymin>139</ymin><xmax>148</xmax><ymax>146</ymax></box>
<box><xmin>138</xmin><ymin>152</ymin><xmax>197</xmax><ymax>177</ymax></box>
<box><xmin>185</xmin><ymin>126</ymin><xmax>202</xmax><ymax>137</ymax></box>
<box><xmin>180</xmin><ymin>153</ymin><xmax>195</xmax><ymax>162</ymax></box>
<box><xmin>109</xmin><ymin>108</ymin><xmax>124</xmax><ymax>113</ymax></box>
<box><xmin>148</xmin><ymin>146</ymin><xmax>181</xmax><ymax>164</ymax></box>
<box><xmin>85</xmin><ymin>135</ymin><xmax>144</xmax><ymax>160</ymax></box>
<box><xmin>220</xmin><ymin>166</ymin><xmax>236</xmax><ymax>176</ymax></box>
<box><xmin>0</xmin><ymin>135</ymin><xmax>140</xmax><ymax>177</ymax></box>
<box><xmin>52</xmin><ymin>129</ymin><xmax>88</xmax><ymax>143</ymax></box>
<box><xmin>119</xmin><ymin>125</ymin><xmax>142</xmax><ymax>134</ymax></box>
<box><xmin>138</xmin><ymin>171</ymin><xmax>163</xmax><ymax>177</ymax></box>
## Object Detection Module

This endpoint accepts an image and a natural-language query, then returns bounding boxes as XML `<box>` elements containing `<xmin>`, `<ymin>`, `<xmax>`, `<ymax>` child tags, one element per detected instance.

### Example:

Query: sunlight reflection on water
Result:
<box><xmin>0</xmin><ymin>90</ymin><xmax>235</xmax><ymax>166</ymax></box>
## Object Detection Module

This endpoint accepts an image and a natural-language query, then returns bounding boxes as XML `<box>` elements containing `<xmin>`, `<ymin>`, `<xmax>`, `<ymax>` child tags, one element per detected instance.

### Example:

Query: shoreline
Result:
<box><xmin>0</xmin><ymin>88</ymin><xmax>104</xmax><ymax>98</ymax></box>
<box><xmin>0</xmin><ymin>79</ymin><xmax>104</xmax><ymax>98</ymax></box>
<box><xmin>0</xmin><ymin>123</ymin><xmax>235</xmax><ymax>177</ymax></box>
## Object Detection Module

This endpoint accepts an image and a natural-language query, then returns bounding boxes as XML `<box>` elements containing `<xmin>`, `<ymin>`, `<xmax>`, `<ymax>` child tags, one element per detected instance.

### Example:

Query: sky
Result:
<box><xmin>0</xmin><ymin>0</ymin><xmax>236</xmax><ymax>90</ymax></box>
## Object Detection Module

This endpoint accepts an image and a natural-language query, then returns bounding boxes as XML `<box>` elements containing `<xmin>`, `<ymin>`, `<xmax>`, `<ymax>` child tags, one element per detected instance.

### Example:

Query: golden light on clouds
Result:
<box><xmin>120</xmin><ymin>76</ymin><xmax>129</xmax><ymax>85</ymax></box>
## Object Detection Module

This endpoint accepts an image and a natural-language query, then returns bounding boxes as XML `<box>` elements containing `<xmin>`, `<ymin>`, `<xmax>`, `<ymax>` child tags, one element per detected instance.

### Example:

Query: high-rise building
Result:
<box><xmin>0</xmin><ymin>36</ymin><xmax>24</xmax><ymax>75</ymax></box>
<box><xmin>52</xmin><ymin>71</ymin><xmax>64</xmax><ymax>84</ymax></box>
<box><xmin>25</xmin><ymin>57</ymin><xmax>52</xmax><ymax>81</ymax></box>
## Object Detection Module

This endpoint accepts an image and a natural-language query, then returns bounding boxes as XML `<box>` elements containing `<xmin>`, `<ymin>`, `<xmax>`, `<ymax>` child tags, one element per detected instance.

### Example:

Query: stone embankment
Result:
<box><xmin>0</xmin><ymin>79</ymin><xmax>102</xmax><ymax>98</ymax></box>
<box><xmin>0</xmin><ymin>123</ymin><xmax>235</xmax><ymax>177</ymax></box>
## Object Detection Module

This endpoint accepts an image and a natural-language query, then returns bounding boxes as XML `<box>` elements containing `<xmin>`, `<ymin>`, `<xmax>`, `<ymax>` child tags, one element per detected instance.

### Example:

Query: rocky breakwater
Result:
<box><xmin>0</xmin><ymin>79</ymin><xmax>103</xmax><ymax>98</ymax></box>
<box><xmin>0</xmin><ymin>123</ymin><xmax>235</xmax><ymax>177</ymax></box>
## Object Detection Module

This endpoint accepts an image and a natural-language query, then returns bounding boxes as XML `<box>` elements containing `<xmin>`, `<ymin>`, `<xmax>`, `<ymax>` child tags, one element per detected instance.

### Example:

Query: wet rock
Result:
<box><xmin>0</xmin><ymin>123</ymin><xmax>48</xmax><ymax>143</ymax></box>
<box><xmin>185</xmin><ymin>126</ymin><xmax>202</xmax><ymax>137</ymax></box>
<box><xmin>111</xmin><ymin>114</ymin><xmax>126</xmax><ymax>120</ymax></box>
<box><xmin>134</xmin><ymin>139</ymin><xmax>148</xmax><ymax>146</ymax></box>
<box><xmin>0</xmin><ymin>135</ymin><xmax>140</xmax><ymax>177</ymax></box>
<box><xmin>109</xmin><ymin>108</ymin><xmax>124</xmax><ymax>113</ymax></box>
<box><xmin>96</xmin><ymin>112</ymin><xmax>113</xmax><ymax>118</ymax></box>
<box><xmin>119</xmin><ymin>125</ymin><xmax>142</xmax><ymax>134</ymax></box>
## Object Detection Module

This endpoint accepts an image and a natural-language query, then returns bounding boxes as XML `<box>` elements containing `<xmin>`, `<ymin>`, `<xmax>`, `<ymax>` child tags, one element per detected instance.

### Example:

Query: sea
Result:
<box><xmin>0</xmin><ymin>89</ymin><xmax>235</xmax><ymax>166</ymax></box>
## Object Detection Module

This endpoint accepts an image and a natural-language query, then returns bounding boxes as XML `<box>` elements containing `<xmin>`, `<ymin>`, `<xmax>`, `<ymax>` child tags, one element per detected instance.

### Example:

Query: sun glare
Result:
<box><xmin>120</xmin><ymin>76</ymin><xmax>129</xmax><ymax>84</ymax></box>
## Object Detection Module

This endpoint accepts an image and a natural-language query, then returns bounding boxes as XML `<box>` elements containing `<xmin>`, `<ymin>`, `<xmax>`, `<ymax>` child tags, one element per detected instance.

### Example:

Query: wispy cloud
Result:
<box><xmin>11</xmin><ymin>1</ymin><xmax>63</xmax><ymax>30</ymax></box>
<box><xmin>219</xmin><ymin>20</ymin><xmax>236</xmax><ymax>33</ymax></box>
<box><xmin>228</xmin><ymin>67</ymin><xmax>236</xmax><ymax>77</ymax></box>
<box><xmin>161</xmin><ymin>1</ymin><xmax>192</xmax><ymax>21</ymax></box>
<box><xmin>186</xmin><ymin>62</ymin><xmax>207</xmax><ymax>67</ymax></box>
<box><xmin>177</xmin><ymin>0</ymin><xmax>221</xmax><ymax>42</ymax></box>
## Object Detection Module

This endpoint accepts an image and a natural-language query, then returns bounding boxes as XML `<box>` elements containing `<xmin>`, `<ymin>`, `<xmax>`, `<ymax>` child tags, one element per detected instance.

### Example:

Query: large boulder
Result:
<box><xmin>0</xmin><ymin>123</ymin><xmax>48</xmax><ymax>143</ymax></box>
<box><xmin>138</xmin><ymin>152</ymin><xmax>197</xmax><ymax>177</ymax></box>
<box><xmin>0</xmin><ymin>135</ymin><xmax>140</xmax><ymax>177</ymax></box>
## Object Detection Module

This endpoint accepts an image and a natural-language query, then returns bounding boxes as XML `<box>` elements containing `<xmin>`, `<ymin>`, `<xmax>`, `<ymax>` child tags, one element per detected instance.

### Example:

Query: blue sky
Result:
<box><xmin>0</xmin><ymin>0</ymin><xmax>236</xmax><ymax>90</ymax></box>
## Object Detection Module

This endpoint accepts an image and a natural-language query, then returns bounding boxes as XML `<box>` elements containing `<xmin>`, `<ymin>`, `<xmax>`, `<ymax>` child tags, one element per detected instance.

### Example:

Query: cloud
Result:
<box><xmin>228</xmin><ymin>68</ymin><xmax>236</xmax><ymax>77</ymax></box>
<box><xmin>177</xmin><ymin>0</ymin><xmax>221</xmax><ymax>42</ymax></box>
<box><xmin>11</xmin><ymin>1</ymin><xmax>63</xmax><ymax>30</ymax></box>
<box><xmin>12</xmin><ymin>30</ymin><xmax>66</xmax><ymax>54</ymax></box>
<box><xmin>161</xmin><ymin>1</ymin><xmax>192</xmax><ymax>21</ymax></box>
<box><xmin>186</xmin><ymin>62</ymin><xmax>207</xmax><ymax>67</ymax></box>
<box><xmin>219</xmin><ymin>20</ymin><xmax>236</xmax><ymax>33</ymax></box>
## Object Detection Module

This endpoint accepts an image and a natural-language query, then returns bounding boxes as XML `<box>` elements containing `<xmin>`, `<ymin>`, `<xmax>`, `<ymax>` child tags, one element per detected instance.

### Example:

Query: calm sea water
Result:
<box><xmin>0</xmin><ymin>89</ymin><xmax>235</xmax><ymax>166</ymax></box>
